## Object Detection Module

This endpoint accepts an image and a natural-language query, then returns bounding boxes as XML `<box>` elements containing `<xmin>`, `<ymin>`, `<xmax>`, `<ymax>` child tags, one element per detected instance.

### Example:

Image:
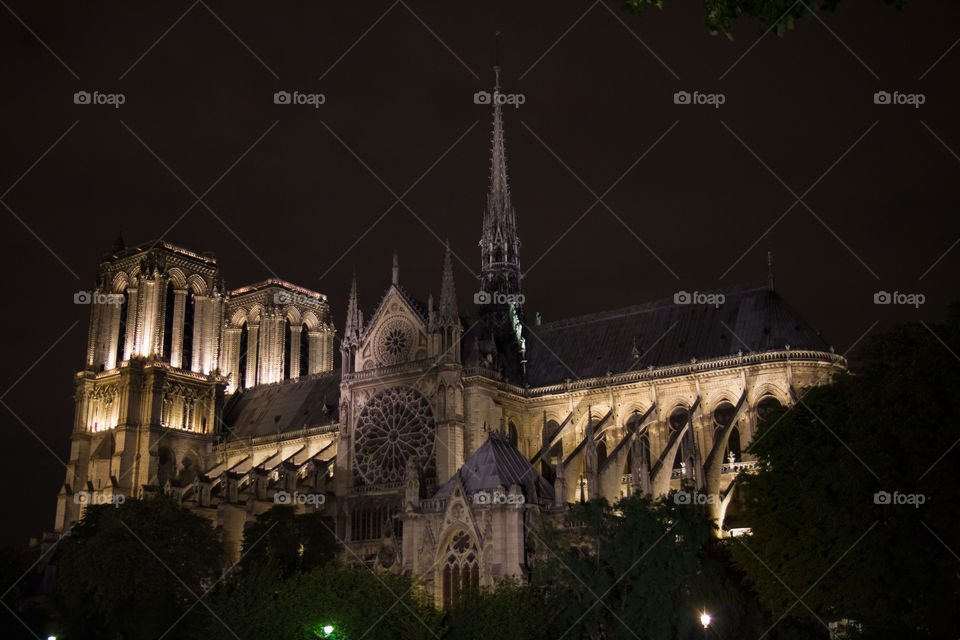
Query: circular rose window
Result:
<box><xmin>354</xmin><ymin>386</ymin><xmax>435</xmax><ymax>484</ymax></box>
<box><xmin>374</xmin><ymin>317</ymin><xmax>415</xmax><ymax>365</ymax></box>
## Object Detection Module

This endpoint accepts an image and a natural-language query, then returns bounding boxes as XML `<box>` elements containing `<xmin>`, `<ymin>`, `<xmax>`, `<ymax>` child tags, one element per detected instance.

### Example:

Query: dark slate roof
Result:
<box><xmin>222</xmin><ymin>372</ymin><xmax>340</xmax><ymax>438</ymax></box>
<box><xmin>523</xmin><ymin>284</ymin><xmax>829</xmax><ymax>386</ymax></box>
<box><xmin>435</xmin><ymin>433</ymin><xmax>554</xmax><ymax>504</ymax></box>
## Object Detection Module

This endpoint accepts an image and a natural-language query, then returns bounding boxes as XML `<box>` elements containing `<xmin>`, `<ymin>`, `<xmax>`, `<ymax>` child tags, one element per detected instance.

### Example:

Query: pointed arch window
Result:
<box><xmin>299</xmin><ymin>324</ymin><xmax>310</xmax><ymax>377</ymax></box>
<box><xmin>442</xmin><ymin>530</ymin><xmax>480</xmax><ymax>608</ymax></box>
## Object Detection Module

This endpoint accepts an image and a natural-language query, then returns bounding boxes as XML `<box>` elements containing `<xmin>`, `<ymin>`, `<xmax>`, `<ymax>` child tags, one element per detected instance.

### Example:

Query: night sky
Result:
<box><xmin>1</xmin><ymin>1</ymin><xmax>957</xmax><ymax>548</ymax></box>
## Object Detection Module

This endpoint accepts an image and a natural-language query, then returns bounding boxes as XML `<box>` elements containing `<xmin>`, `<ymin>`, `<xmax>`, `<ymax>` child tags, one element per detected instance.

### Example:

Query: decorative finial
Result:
<box><xmin>392</xmin><ymin>250</ymin><xmax>399</xmax><ymax>286</ymax></box>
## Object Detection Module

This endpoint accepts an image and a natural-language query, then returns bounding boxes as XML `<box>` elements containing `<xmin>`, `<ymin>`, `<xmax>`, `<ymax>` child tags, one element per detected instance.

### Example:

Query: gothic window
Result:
<box><xmin>299</xmin><ymin>324</ymin><xmax>309</xmax><ymax>377</ymax></box>
<box><xmin>237</xmin><ymin>323</ymin><xmax>248</xmax><ymax>390</ymax></box>
<box><xmin>508</xmin><ymin>421</ymin><xmax>518</xmax><ymax>448</ymax></box>
<box><xmin>597</xmin><ymin>440</ymin><xmax>608</xmax><ymax>469</ymax></box>
<box><xmin>353</xmin><ymin>387</ymin><xmax>435</xmax><ymax>485</ymax></box>
<box><xmin>669</xmin><ymin>407</ymin><xmax>689</xmax><ymax>470</ymax></box>
<box><xmin>713</xmin><ymin>401</ymin><xmax>740</xmax><ymax>461</ymax></box>
<box><xmin>283</xmin><ymin>319</ymin><xmax>293</xmax><ymax>380</ymax></box>
<box><xmin>182</xmin><ymin>292</ymin><xmax>195</xmax><ymax>372</ymax></box>
<box><xmin>373</xmin><ymin>317</ymin><xmax>415</xmax><ymax>365</ymax></box>
<box><xmin>350</xmin><ymin>505</ymin><xmax>402</xmax><ymax>541</ymax></box>
<box><xmin>157</xmin><ymin>446</ymin><xmax>176</xmax><ymax>487</ymax></box>
<box><xmin>441</xmin><ymin>530</ymin><xmax>480</xmax><ymax>608</ymax></box>
<box><xmin>540</xmin><ymin>419</ymin><xmax>562</xmax><ymax>484</ymax></box>
<box><xmin>757</xmin><ymin>395</ymin><xmax>782</xmax><ymax>421</ymax></box>
<box><xmin>162</xmin><ymin>285</ymin><xmax>175</xmax><ymax>362</ymax></box>
<box><xmin>114</xmin><ymin>293</ymin><xmax>129</xmax><ymax>367</ymax></box>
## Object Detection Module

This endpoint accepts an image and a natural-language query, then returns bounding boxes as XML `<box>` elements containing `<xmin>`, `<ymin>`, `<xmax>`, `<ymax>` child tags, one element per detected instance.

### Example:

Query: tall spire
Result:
<box><xmin>392</xmin><ymin>250</ymin><xmax>399</xmax><ymax>286</ymax></box>
<box><xmin>438</xmin><ymin>241</ymin><xmax>458</xmax><ymax>324</ymax></box>
<box><xmin>479</xmin><ymin>62</ymin><xmax>522</xmax><ymax>301</ymax></box>
<box><xmin>344</xmin><ymin>273</ymin><xmax>362</xmax><ymax>345</ymax></box>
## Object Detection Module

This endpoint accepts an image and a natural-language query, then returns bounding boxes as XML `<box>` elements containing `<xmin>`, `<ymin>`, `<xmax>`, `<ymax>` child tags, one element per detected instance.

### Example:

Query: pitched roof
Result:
<box><xmin>222</xmin><ymin>372</ymin><xmax>340</xmax><ymax>438</ymax></box>
<box><xmin>523</xmin><ymin>283</ymin><xmax>829</xmax><ymax>386</ymax></box>
<box><xmin>435</xmin><ymin>433</ymin><xmax>554</xmax><ymax>504</ymax></box>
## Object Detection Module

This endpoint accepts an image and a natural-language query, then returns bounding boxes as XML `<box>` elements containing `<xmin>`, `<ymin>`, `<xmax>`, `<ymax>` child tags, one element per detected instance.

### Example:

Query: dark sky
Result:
<box><xmin>1</xmin><ymin>0</ymin><xmax>957</xmax><ymax>547</ymax></box>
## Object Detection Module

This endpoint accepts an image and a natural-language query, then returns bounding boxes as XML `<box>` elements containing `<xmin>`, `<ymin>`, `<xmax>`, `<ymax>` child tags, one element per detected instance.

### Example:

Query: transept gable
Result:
<box><xmin>357</xmin><ymin>285</ymin><xmax>429</xmax><ymax>370</ymax></box>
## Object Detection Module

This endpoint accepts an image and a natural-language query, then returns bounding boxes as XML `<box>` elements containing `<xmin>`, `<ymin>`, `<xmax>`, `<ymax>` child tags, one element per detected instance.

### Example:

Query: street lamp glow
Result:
<box><xmin>322</xmin><ymin>625</ymin><xmax>334</xmax><ymax>635</ymax></box>
<box><xmin>700</xmin><ymin>611</ymin><xmax>712</xmax><ymax>628</ymax></box>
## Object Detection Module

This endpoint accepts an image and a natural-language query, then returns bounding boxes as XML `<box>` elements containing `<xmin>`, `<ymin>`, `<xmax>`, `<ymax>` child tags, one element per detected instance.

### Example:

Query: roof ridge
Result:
<box><xmin>535</xmin><ymin>281</ymin><xmax>770</xmax><ymax>331</ymax></box>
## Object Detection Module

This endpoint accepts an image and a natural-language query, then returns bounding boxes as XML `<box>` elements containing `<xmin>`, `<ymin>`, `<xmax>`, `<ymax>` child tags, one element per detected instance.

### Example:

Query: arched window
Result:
<box><xmin>283</xmin><ymin>319</ymin><xmax>293</xmax><ymax>380</ymax></box>
<box><xmin>669</xmin><ymin>407</ymin><xmax>689</xmax><ymax>470</ymax></box>
<box><xmin>162</xmin><ymin>285</ymin><xmax>175</xmax><ymax>362</ymax></box>
<box><xmin>757</xmin><ymin>396</ymin><xmax>782</xmax><ymax>422</ymax></box>
<box><xmin>299</xmin><ymin>324</ymin><xmax>310</xmax><ymax>377</ymax></box>
<box><xmin>237</xmin><ymin>323</ymin><xmax>248</xmax><ymax>390</ymax></box>
<box><xmin>114</xmin><ymin>294</ymin><xmax>129</xmax><ymax>367</ymax></box>
<box><xmin>442</xmin><ymin>530</ymin><xmax>480</xmax><ymax>608</ymax></box>
<box><xmin>597</xmin><ymin>440</ymin><xmax>608</xmax><ymax>469</ymax></box>
<box><xmin>182</xmin><ymin>292</ymin><xmax>195</xmax><ymax>371</ymax></box>
<box><xmin>541</xmin><ymin>420</ymin><xmax>562</xmax><ymax>483</ymax></box>
<box><xmin>713</xmin><ymin>401</ymin><xmax>739</xmax><ymax>461</ymax></box>
<box><xmin>157</xmin><ymin>446</ymin><xmax>176</xmax><ymax>487</ymax></box>
<box><xmin>508</xmin><ymin>421</ymin><xmax>518</xmax><ymax>448</ymax></box>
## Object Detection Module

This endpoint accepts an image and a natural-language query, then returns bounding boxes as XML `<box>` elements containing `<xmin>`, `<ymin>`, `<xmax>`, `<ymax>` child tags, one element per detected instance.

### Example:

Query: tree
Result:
<box><xmin>531</xmin><ymin>495</ymin><xmax>773</xmax><ymax>640</ymax></box>
<box><xmin>203</xmin><ymin>561</ymin><xmax>445</xmax><ymax>640</ymax></box>
<box><xmin>54</xmin><ymin>494</ymin><xmax>224</xmax><ymax>640</ymax></box>
<box><xmin>239</xmin><ymin>505</ymin><xmax>340</xmax><ymax>577</ymax></box>
<box><xmin>735</xmin><ymin>306</ymin><xmax>960</xmax><ymax>638</ymax></box>
<box><xmin>621</xmin><ymin>0</ymin><xmax>908</xmax><ymax>39</ymax></box>
<box><xmin>445</xmin><ymin>577</ymin><xmax>550</xmax><ymax>640</ymax></box>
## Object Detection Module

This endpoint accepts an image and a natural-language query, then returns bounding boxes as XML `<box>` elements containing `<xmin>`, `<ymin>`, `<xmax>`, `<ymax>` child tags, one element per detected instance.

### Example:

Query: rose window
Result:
<box><xmin>354</xmin><ymin>386</ymin><xmax>435</xmax><ymax>484</ymax></box>
<box><xmin>373</xmin><ymin>317</ymin><xmax>415</xmax><ymax>365</ymax></box>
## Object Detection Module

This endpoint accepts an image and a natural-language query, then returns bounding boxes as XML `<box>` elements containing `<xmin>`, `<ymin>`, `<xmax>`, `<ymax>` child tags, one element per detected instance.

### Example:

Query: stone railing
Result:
<box><xmin>722</xmin><ymin>460</ymin><xmax>759</xmax><ymax>474</ymax></box>
<box><xmin>419</xmin><ymin>498</ymin><xmax>448</xmax><ymax>513</ymax></box>
<box><xmin>465</xmin><ymin>348</ymin><xmax>845</xmax><ymax>399</ymax></box>
<box><xmin>354</xmin><ymin>481</ymin><xmax>404</xmax><ymax>495</ymax></box>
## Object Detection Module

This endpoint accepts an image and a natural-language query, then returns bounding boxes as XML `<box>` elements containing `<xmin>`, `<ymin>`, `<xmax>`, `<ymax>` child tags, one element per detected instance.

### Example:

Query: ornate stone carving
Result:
<box><xmin>354</xmin><ymin>386</ymin><xmax>435</xmax><ymax>484</ymax></box>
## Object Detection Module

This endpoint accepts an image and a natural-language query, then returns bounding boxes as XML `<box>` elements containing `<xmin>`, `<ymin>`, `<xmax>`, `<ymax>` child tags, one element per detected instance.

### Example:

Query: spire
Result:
<box><xmin>767</xmin><ymin>249</ymin><xmax>775</xmax><ymax>291</ymax></box>
<box><xmin>438</xmin><ymin>241</ymin><xmax>458</xmax><ymax>324</ymax></box>
<box><xmin>479</xmin><ymin>62</ymin><xmax>522</xmax><ymax>301</ymax></box>
<box><xmin>392</xmin><ymin>250</ymin><xmax>399</xmax><ymax>286</ymax></box>
<box><xmin>112</xmin><ymin>232</ymin><xmax>125</xmax><ymax>254</ymax></box>
<box><xmin>344</xmin><ymin>273</ymin><xmax>362</xmax><ymax>344</ymax></box>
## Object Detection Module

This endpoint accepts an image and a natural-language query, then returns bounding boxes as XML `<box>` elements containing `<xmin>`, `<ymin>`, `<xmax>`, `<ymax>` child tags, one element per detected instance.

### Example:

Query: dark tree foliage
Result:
<box><xmin>204</xmin><ymin>560</ymin><xmax>445</xmax><ymax>640</ymax></box>
<box><xmin>621</xmin><ymin>0</ymin><xmax>908</xmax><ymax>39</ymax></box>
<box><xmin>735</xmin><ymin>306</ymin><xmax>960</xmax><ymax>639</ymax></box>
<box><xmin>444</xmin><ymin>577</ymin><xmax>550</xmax><ymax>640</ymax></box>
<box><xmin>531</xmin><ymin>495</ymin><xmax>782</xmax><ymax>640</ymax></box>
<box><xmin>54</xmin><ymin>494</ymin><xmax>224</xmax><ymax>640</ymax></box>
<box><xmin>239</xmin><ymin>505</ymin><xmax>340</xmax><ymax>577</ymax></box>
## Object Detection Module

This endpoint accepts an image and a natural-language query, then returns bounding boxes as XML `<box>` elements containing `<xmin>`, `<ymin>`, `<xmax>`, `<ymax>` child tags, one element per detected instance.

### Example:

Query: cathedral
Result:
<box><xmin>54</xmin><ymin>68</ymin><xmax>844</xmax><ymax>607</ymax></box>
